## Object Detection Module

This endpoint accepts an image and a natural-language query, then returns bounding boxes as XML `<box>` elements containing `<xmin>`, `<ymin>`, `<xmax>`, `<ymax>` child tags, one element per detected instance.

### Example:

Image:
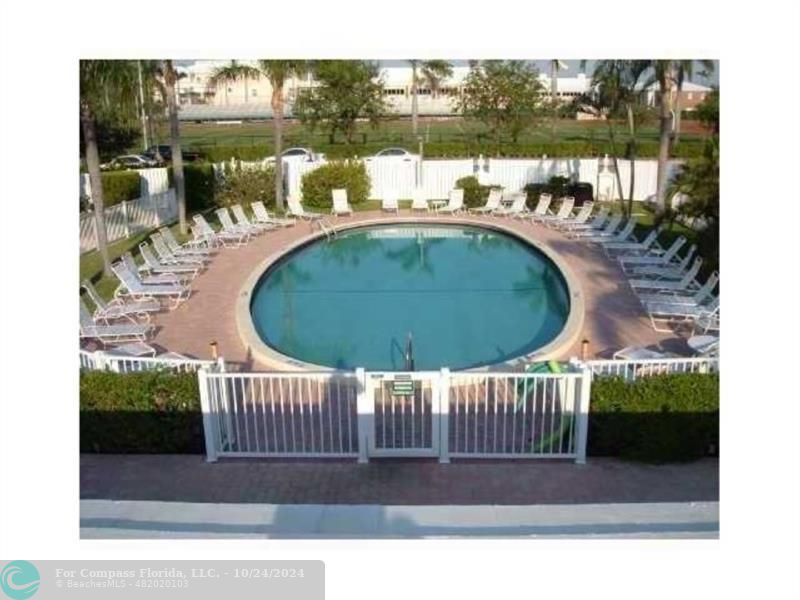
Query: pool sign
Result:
<box><xmin>391</xmin><ymin>375</ymin><xmax>415</xmax><ymax>396</ymax></box>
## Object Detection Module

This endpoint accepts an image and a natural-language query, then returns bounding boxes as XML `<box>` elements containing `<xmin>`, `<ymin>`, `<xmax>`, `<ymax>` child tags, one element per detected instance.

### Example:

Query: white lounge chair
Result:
<box><xmin>80</xmin><ymin>298</ymin><xmax>152</xmax><ymax>344</ymax></box>
<box><xmin>231</xmin><ymin>204</ymin><xmax>274</xmax><ymax>234</ymax></box>
<box><xmin>250</xmin><ymin>201</ymin><xmax>296</xmax><ymax>227</ymax></box>
<box><xmin>580</xmin><ymin>217</ymin><xmax>635</xmax><ymax>244</ymax></box>
<box><xmin>111</xmin><ymin>260</ymin><xmax>191</xmax><ymax>310</ymax></box>
<box><xmin>572</xmin><ymin>213</ymin><xmax>622</xmax><ymax>240</ymax></box>
<box><xmin>536</xmin><ymin>196</ymin><xmax>575</xmax><ymax>227</ymax></box>
<box><xmin>630</xmin><ymin>257</ymin><xmax>703</xmax><ymax>292</ymax></box>
<box><xmin>628</xmin><ymin>245</ymin><xmax>698</xmax><ymax>280</ymax></box>
<box><xmin>612</xmin><ymin>346</ymin><xmax>679</xmax><ymax>360</ymax></box>
<box><xmin>381</xmin><ymin>189</ymin><xmax>400</xmax><ymax>213</ymax></box>
<box><xmin>638</xmin><ymin>272</ymin><xmax>718</xmax><ymax>306</ymax></box>
<box><xmin>331</xmin><ymin>189</ymin><xmax>353</xmax><ymax>216</ymax></box>
<box><xmin>522</xmin><ymin>193</ymin><xmax>551</xmax><ymax>221</ymax></box>
<box><xmin>563</xmin><ymin>206</ymin><xmax>610</xmax><ymax>233</ymax></box>
<box><xmin>151</xmin><ymin>232</ymin><xmax>208</xmax><ymax>266</ymax></box>
<box><xmin>619</xmin><ymin>236</ymin><xmax>687</xmax><ymax>268</ymax></box>
<box><xmin>437</xmin><ymin>189</ymin><xmax>464</xmax><ymax>214</ymax></box>
<box><xmin>495</xmin><ymin>193</ymin><xmax>529</xmax><ymax>218</ymax></box>
<box><xmin>82</xmin><ymin>280</ymin><xmax>160</xmax><ymax>322</ymax></box>
<box><xmin>287</xmin><ymin>196</ymin><xmax>323</xmax><ymax>220</ymax></box>
<box><xmin>122</xmin><ymin>252</ymin><xmax>190</xmax><ymax>286</ymax></box>
<box><xmin>193</xmin><ymin>214</ymin><xmax>247</xmax><ymax>247</ymax></box>
<box><xmin>603</xmin><ymin>224</ymin><xmax>665</xmax><ymax>255</ymax></box>
<box><xmin>469</xmin><ymin>189</ymin><xmax>502</xmax><ymax>214</ymax></box>
<box><xmin>553</xmin><ymin>202</ymin><xmax>594</xmax><ymax>231</ymax></box>
<box><xmin>410</xmin><ymin>189</ymin><xmax>429</xmax><ymax>212</ymax></box>
<box><xmin>158</xmin><ymin>227</ymin><xmax>213</xmax><ymax>258</ymax></box>
<box><xmin>216</xmin><ymin>207</ymin><xmax>255</xmax><ymax>239</ymax></box>
<box><xmin>139</xmin><ymin>243</ymin><xmax>201</xmax><ymax>278</ymax></box>
<box><xmin>645</xmin><ymin>297</ymin><xmax>720</xmax><ymax>333</ymax></box>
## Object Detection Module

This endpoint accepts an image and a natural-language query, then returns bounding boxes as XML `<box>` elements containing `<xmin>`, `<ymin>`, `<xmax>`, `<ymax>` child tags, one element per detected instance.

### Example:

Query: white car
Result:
<box><xmin>266</xmin><ymin>148</ymin><xmax>321</xmax><ymax>163</ymax></box>
<box><xmin>100</xmin><ymin>154</ymin><xmax>159</xmax><ymax>170</ymax></box>
<box><xmin>367</xmin><ymin>148</ymin><xmax>419</xmax><ymax>161</ymax></box>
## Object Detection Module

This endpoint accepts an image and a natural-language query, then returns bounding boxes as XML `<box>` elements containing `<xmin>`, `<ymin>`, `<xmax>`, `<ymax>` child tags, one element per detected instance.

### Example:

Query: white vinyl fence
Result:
<box><xmin>79</xmin><ymin>349</ymin><xmax>217</xmax><ymax>373</ymax></box>
<box><xmin>584</xmin><ymin>357</ymin><xmax>719</xmax><ymax>382</ymax></box>
<box><xmin>79</xmin><ymin>189</ymin><xmax>177</xmax><ymax>253</ymax></box>
<box><xmin>280</xmin><ymin>156</ymin><xmax>681</xmax><ymax>202</ymax></box>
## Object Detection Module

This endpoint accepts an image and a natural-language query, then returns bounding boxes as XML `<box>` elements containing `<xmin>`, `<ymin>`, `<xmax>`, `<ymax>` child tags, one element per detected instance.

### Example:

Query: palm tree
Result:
<box><xmin>208</xmin><ymin>60</ymin><xmax>259</xmax><ymax>105</ymax></box>
<box><xmin>162</xmin><ymin>60</ymin><xmax>188</xmax><ymax>234</ymax></box>
<box><xmin>409</xmin><ymin>60</ymin><xmax>453</xmax><ymax>137</ymax></box>
<box><xmin>80</xmin><ymin>60</ymin><xmax>139</xmax><ymax>276</ymax></box>
<box><xmin>550</xmin><ymin>59</ymin><xmax>568</xmax><ymax>142</ymax></box>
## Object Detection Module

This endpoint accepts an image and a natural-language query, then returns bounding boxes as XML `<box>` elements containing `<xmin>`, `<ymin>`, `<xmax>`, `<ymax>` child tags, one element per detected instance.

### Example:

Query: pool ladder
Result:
<box><xmin>315</xmin><ymin>218</ymin><xmax>339</xmax><ymax>241</ymax></box>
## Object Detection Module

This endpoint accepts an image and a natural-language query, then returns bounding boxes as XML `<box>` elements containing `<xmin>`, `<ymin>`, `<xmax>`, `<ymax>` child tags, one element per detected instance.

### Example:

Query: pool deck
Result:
<box><xmin>144</xmin><ymin>211</ymin><xmax>686</xmax><ymax>370</ymax></box>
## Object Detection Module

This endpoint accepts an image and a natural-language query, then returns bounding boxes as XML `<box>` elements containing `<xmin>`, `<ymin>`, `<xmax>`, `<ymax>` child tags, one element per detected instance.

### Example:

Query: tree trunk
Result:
<box><xmin>164</xmin><ymin>61</ymin><xmax>187</xmax><ymax>234</ymax></box>
<box><xmin>550</xmin><ymin>60</ymin><xmax>558</xmax><ymax>143</ymax></box>
<box><xmin>81</xmin><ymin>102</ymin><xmax>112</xmax><ymax>276</ymax></box>
<box><xmin>672</xmin><ymin>90</ymin><xmax>682</xmax><ymax>148</ymax></box>
<box><xmin>411</xmin><ymin>62</ymin><xmax>419</xmax><ymax>137</ymax></box>
<box><xmin>655</xmin><ymin>64</ymin><xmax>674</xmax><ymax>208</ymax></box>
<box><xmin>272</xmin><ymin>85</ymin><xmax>285</xmax><ymax>211</ymax></box>
<box><xmin>626</xmin><ymin>103</ymin><xmax>636</xmax><ymax>217</ymax></box>
<box><xmin>606</xmin><ymin>122</ymin><xmax>625</xmax><ymax>211</ymax></box>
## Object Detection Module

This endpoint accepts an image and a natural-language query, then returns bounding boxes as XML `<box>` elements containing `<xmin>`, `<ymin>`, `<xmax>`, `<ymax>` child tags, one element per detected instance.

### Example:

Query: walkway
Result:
<box><xmin>147</xmin><ymin>211</ymin><xmax>683</xmax><ymax>369</ymax></box>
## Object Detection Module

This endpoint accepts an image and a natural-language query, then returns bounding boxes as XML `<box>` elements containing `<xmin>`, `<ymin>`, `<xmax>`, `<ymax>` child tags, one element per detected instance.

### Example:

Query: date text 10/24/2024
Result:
<box><xmin>54</xmin><ymin>568</ymin><xmax>306</xmax><ymax>579</ymax></box>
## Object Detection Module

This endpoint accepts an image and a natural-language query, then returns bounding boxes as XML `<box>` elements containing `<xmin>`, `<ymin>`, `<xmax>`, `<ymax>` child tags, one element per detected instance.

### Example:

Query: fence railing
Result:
<box><xmin>583</xmin><ymin>357</ymin><xmax>719</xmax><ymax>381</ymax></box>
<box><xmin>79</xmin><ymin>349</ymin><xmax>216</xmax><ymax>374</ymax></box>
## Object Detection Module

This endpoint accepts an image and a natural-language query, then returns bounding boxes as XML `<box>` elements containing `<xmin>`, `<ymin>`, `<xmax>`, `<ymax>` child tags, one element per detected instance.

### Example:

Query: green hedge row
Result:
<box><xmin>188</xmin><ymin>140</ymin><xmax>706</xmax><ymax>162</ymax></box>
<box><xmin>80</xmin><ymin>370</ymin><xmax>203</xmax><ymax>454</ymax></box>
<box><xmin>588</xmin><ymin>373</ymin><xmax>719</xmax><ymax>463</ymax></box>
<box><xmin>455</xmin><ymin>176</ymin><xmax>501</xmax><ymax>208</ymax></box>
<box><xmin>300</xmin><ymin>161</ymin><xmax>371</xmax><ymax>208</ymax></box>
<box><xmin>98</xmin><ymin>171</ymin><xmax>141</xmax><ymax>207</ymax></box>
<box><xmin>168</xmin><ymin>163</ymin><xmax>216</xmax><ymax>212</ymax></box>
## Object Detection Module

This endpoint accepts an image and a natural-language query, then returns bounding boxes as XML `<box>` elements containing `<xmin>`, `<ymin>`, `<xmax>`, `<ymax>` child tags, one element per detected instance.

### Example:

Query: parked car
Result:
<box><xmin>367</xmin><ymin>148</ymin><xmax>418</xmax><ymax>161</ymax></box>
<box><xmin>266</xmin><ymin>147</ymin><xmax>321</xmax><ymax>163</ymax></box>
<box><xmin>142</xmin><ymin>145</ymin><xmax>201</xmax><ymax>163</ymax></box>
<box><xmin>100</xmin><ymin>154</ymin><xmax>159</xmax><ymax>171</ymax></box>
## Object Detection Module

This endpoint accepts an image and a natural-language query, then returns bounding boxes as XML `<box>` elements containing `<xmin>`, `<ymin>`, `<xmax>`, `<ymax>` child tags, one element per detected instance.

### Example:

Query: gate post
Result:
<box><xmin>438</xmin><ymin>368</ymin><xmax>450</xmax><ymax>464</ymax></box>
<box><xmin>198</xmin><ymin>368</ymin><xmax>218</xmax><ymax>463</ymax></box>
<box><xmin>574</xmin><ymin>365</ymin><xmax>592</xmax><ymax>464</ymax></box>
<box><xmin>355</xmin><ymin>367</ymin><xmax>370</xmax><ymax>464</ymax></box>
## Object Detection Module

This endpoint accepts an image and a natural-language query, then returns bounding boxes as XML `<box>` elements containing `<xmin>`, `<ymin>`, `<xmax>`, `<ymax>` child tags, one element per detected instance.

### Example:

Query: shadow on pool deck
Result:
<box><xmin>80</xmin><ymin>454</ymin><xmax>719</xmax><ymax>506</ymax></box>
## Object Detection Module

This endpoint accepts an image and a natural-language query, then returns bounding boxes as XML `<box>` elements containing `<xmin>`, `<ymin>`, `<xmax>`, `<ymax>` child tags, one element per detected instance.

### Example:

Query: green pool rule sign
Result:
<box><xmin>391</xmin><ymin>375</ymin><xmax>415</xmax><ymax>396</ymax></box>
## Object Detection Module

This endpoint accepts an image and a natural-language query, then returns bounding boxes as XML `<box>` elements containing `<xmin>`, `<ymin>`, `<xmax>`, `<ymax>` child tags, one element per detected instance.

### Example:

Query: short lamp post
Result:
<box><xmin>209</xmin><ymin>340</ymin><xmax>219</xmax><ymax>360</ymax></box>
<box><xmin>580</xmin><ymin>339</ymin><xmax>590</xmax><ymax>361</ymax></box>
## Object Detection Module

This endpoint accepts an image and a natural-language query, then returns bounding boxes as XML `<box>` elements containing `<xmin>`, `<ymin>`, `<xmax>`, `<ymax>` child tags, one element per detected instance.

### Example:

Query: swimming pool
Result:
<box><xmin>249</xmin><ymin>223</ymin><xmax>572</xmax><ymax>370</ymax></box>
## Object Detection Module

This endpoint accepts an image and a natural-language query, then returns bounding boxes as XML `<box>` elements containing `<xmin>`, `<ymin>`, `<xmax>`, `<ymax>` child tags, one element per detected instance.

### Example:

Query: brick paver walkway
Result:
<box><xmin>136</xmin><ymin>211</ymin><xmax>684</xmax><ymax>369</ymax></box>
<box><xmin>80</xmin><ymin>455</ymin><xmax>719</xmax><ymax>505</ymax></box>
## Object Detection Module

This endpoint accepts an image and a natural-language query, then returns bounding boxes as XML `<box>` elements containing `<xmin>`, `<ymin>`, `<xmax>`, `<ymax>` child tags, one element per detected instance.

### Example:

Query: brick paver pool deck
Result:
<box><xmin>140</xmin><ymin>211</ymin><xmax>684</xmax><ymax>369</ymax></box>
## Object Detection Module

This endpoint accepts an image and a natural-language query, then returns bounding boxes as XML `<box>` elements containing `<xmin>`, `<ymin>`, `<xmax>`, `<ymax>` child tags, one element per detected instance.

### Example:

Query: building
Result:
<box><xmin>639</xmin><ymin>81</ymin><xmax>714</xmax><ymax>111</ymax></box>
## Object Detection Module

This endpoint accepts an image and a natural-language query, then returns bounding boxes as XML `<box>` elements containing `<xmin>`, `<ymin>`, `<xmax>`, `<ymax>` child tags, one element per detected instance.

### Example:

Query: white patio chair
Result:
<box><xmin>216</xmin><ymin>207</ymin><xmax>255</xmax><ymax>238</ymax></box>
<box><xmin>151</xmin><ymin>232</ymin><xmax>208</xmax><ymax>266</ymax></box>
<box><xmin>603</xmin><ymin>224</ymin><xmax>665</xmax><ymax>256</ymax></box>
<box><xmin>158</xmin><ymin>226</ymin><xmax>213</xmax><ymax>258</ymax></box>
<box><xmin>410</xmin><ymin>189</ymin><xmax>429</xmax><ymax>212</ymax></box>
<box><xmin>637</xmin><ymin>271</ymin><xmax>718</xmax><ymax>306</ymax></box>
<box><xmin>80</xmin><ymin>298</ymin><xmax>153</xmax><ymax>344</ymax></box>
<box><xmin>579</xmin><ymin>216</ymin><xmax>634</xmax><ymax>243</ymax></box>
<box><xmin>437</xmin><ymin>189</ymin><xmax>465</xmax><ymax>214</ymax></box>
<box><xmin>287</xmin><ymin>196</ymin><xmax>323</xmax><ymax>220</ymax></box>
<box><xmin>628</xmin><ymin>245</ymin><xmax>698</xmax><ymax>280</ymax></box>
<box><xmin>645</xmin><ymin>296</ymin><xmax>720</xmax><ymax>333</ymax></box>
<box><xmin>81</xmin><ymin>280</ymin><xmax>160</xmax><ymax>323</ymax></box>
<box><xmin>521</xmin><ymin>193</ymin><xmax>551</xmax><ymax>221</ymax></box>
<box><xmin>251</xmin><ymin>201</ymin><xmax>296</xmax><ymax>227</ymax></box>
<box><xmin>331</xmin><ymin>189</ymin><xmax>353</xmax><ymax>216</ymax></box>
<box><xmin>139</xmin><ymin>243</ymin><xmax>201</xmax><ymax>278</ymax></box>
<box><xmin>468</xmin><ymin>189</ymin><xmax>502</xmax><ymax>214</ymax></box>
<box><xmin>536</xmin><ymin>196</ymin><xmax>575</xmax><ymax>227</ymax></box>
<box><xmin>381</xmin><ymin>189</ymin><xmax>400</xmax><ymax>213</ymax></box>
<box><xmin>630</xmin><ymin>257</ymin><xmax>703</xmax><ymax>292</ymax></box>
<box><xmin>122</xmin><ymin>252</ymin><xmax>190</xmax><ymax>286</ymax></box>
<box><xmin>563</xmin><ymin>206</ymin><xmax>609</xmax><ymax>233</ymax></box>
<box><xmin>193</xmin><ymin>214</ymin><xmax>248</xmax><ymax>247</ymax></box>
<box><xmin>231</xmin><ymin>203</ymin><xmax>274</xmax><ymax>233</ymax></box>
<box><xmin>619</xmin><ymin>236</ymin><xmax>687</xmax><ymax>269</ymax></box>
<box><xmin>494</xmin><ymin>193</ymin><xmax>529</xmax><ymax>218</ymax></box>
<box><xmin>553</xmin><ymin>202</ymin><xmax>594</xmax><ymax>231</ymax></box>
<box><xmin>111</xmin><ymin>260</ymin><xmax>191</xmax><ymax>310</ymax></box>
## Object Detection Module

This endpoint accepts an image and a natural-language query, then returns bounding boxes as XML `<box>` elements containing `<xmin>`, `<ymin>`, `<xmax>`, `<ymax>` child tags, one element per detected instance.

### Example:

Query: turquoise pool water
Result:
<box><xmin>250</xmin><ymin>224</ymin><xmax>570</xmax><ymax>370</ymax></box>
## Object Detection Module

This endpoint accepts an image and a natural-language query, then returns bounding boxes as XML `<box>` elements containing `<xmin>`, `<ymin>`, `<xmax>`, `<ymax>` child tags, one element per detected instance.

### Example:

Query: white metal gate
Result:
<box><xmin>364</xmin><ymin>371</ymin><xmax>442</xmax><ymax>458</ymax></box>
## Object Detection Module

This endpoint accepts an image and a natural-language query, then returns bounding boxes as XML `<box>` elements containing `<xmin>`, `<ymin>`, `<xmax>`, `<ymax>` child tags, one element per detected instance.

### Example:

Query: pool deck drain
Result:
<box><xmin>145</xmin><ymin>211</ymin><xmax>683</xmax><ymax>370</ymax></box>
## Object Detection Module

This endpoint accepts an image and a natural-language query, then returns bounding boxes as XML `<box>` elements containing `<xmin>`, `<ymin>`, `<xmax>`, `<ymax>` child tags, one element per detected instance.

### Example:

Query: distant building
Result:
<box><xmin>638</xmin><ymin>81</ymin><xmax>714</xmax><ymax>111</ymax></box>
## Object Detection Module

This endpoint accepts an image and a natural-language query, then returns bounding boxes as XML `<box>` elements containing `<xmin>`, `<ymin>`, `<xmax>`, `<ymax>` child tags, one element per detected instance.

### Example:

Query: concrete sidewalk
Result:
<box><xmin>80</xmin><ymin>500</ymin><xmax>719</xmax><ymax>539</ymax></box>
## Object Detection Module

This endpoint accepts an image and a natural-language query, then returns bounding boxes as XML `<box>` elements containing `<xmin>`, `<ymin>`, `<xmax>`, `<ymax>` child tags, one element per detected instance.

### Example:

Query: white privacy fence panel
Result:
<box><xmin>447</xmin><ymin>372</ymin><xmax>587</xmax><ymax>458</ymax></box>
<box><xmin>585</xmin><ymin>357</ymin><xmax>719</xmax><ymax>382</ymax></box>
<box><xmin>420</xmin><ymin>160</ymin><xmax>475</xmax><ymax>198</ymax></box>
<box><xmin>611</xmin><ymin>160</ymin><xmax>683</xmax><ymax>202</ymax></box>
<box><xmin>79</xmin><ymin>189</ymin><xmax>177</xmax><ymax>253</ymax></box>
<box><xmin>201</xmin><ymin>371</ymin><xmax>361</xmax><ymax>458</ymax></box>
<box><xmin>364</xmin><ymin>158</ymin><xmax>419</xmax><ymax>198</ymax></box>
<box><xmin>139</xmin><ymin>167</ymin><xmax>169</xmax><ymax>196</ymax></box>
<box><xmin>79</xmin><ymin>349</ymin><xmax>216</xmax><ymax>373</ymax></box>
<box><xmin>286</xmin><ymin>159</ymin><xmax>326</xmax><ymax>199</ymax></box>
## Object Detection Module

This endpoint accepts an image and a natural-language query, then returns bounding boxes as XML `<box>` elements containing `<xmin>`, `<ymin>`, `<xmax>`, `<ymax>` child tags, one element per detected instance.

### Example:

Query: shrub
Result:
<box><xmin>167</xmin><ymin>163</ymin><xmax>217</xmax><ymax>212</ymax></box>
<box><xmin>80</xmin><ymin>370</ymin><xmax>203</xmax><ymax>454</ymax></box>
<box><xmin>214</xmin><ymin>164</ymin><xmax>276</xmax><ymax>209</ymax></box>
<box><xmin>588</xmin><ymin>373</ymin><xmax>719</xmax><ymax>463</ymax></box>
<box><xmin>99</xmin><ymin>170</ymin><xmax>141</xmax><ymax>207</ymax></box>
<box><xmin>300</xmin><ymin>160</ymin><xmax>370</xmax><ymax>208</ymax></box>
<box><xmin>454</xmin><ymin>175</ymin><xmax>501</xmax><ymax>208</ymax></box>
<box><xmin>189</xmin><ymin>144</ymin><xmax>271</xmax><ymax>163</ymax></box>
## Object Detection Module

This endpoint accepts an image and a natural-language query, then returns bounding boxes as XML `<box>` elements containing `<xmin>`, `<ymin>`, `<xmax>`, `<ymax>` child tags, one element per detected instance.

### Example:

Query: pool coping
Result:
<box><xmin>235</xmin><ymin>217</ymin><xmax>585</xmax><ymax>372</ymax></box>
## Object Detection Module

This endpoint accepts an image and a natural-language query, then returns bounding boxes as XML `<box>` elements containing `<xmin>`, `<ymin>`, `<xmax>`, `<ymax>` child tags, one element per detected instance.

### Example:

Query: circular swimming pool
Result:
<box><xmin>248</xmin><ymin>223</ymin><xmax>572</xmax><ymax>370</ymax></box>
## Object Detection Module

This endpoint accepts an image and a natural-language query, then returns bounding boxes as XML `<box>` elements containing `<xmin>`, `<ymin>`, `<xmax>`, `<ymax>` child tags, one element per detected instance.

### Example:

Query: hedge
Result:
<box><xmin>300</xmin><ymin>160</ymin><xmax>371</xmax><ymax>208</ymax></box>
<box><xmin>80</xmin><ymin>371</ymin><xmax>203</xmax><ymax>454</ymax></box>
<box><xmin>588</xmin><ymin>372</ymin><xmax>719</xmax><ymax>463</ymax></box>
<box><xmin>455</xmin><ymin>176</ymin><xmax>501</xmax><ymax>208</ymax></box>
<box><xmin>98</xmin><ymin>170</ymin><xmax>141</xmax><ymax>207</ymax></box>
<box><xmin>189</xmin><ymin>140</ymin><xmax>706</xmax><ymax>162</ymax></box>
<box><xmin>168</xmin><ymin>163</ymin><xmax>216</xmax><ymax>212</ymax></box>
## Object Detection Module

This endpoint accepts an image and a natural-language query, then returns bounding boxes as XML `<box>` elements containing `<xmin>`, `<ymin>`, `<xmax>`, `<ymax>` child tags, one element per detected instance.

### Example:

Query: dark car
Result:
<box><xmin>143</xmin><ymin>145</ymin><xmax>201</xmax><ymax>163</ymax></box>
